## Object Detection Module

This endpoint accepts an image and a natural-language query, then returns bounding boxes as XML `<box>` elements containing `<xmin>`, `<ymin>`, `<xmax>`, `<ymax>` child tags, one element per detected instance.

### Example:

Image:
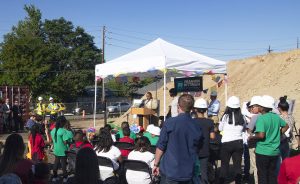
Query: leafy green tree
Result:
<box><xmin>0</xmin><ymin>5</ymin><xmax>102</xmax><ymax>102</ymax></box>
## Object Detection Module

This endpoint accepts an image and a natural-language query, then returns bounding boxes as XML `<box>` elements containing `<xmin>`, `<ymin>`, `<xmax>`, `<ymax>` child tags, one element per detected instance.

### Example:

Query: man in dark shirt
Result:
<box><xmin>12</xmin><ymin>100</ymin><xmax>23</xmax><ymax>132</ymax></box>
<box><xmin>153</xmin><ymin>94</ymin><xmax>203</xmax><ymax>183</ymax></box>
<box><xmin>194</xmin><ymin>98</ymin><xmax>215</xmax><ymax>184</ymax></box>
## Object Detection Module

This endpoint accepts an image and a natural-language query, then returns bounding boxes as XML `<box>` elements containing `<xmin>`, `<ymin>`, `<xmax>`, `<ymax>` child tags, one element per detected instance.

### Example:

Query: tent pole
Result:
<box><xmin>224</xmin><ymin>74</ymin><xmax>228</xmax><ymax>107</ymax></box>
<box><xmin>93</xmin><ymin>79</ymin><xmax>97</xmax><ymax>128</ymax></box>
<box><xmin>163</xmin><ymin>70</ymin><xmax>166</xmax><ymax>121</ymax></box>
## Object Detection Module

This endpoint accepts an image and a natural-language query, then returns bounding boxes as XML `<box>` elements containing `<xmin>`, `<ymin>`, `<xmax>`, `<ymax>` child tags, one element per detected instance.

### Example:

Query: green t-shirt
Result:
<box><xmin>63</xmin><ymin>129</ymin><xmax>74</xmax><ymax>147</ymax></box>
<box><xmin>116</xmin><ymin>130</ymin><xmax>137</xmax><ymax>140</ymax></box>
<box><xmin>255</xmin><ymin>112</ymin><xmax>286</xmax><ymax>156</ymax></box>
<box><xmin>51</xmin><ymin>128</ymin><xmax>68</xmax><ymax>156</ymax></box>
<box><xmin>143</xmin><ymin>131</ymin><xmax>159</xmax><ymax>146</ymax></box>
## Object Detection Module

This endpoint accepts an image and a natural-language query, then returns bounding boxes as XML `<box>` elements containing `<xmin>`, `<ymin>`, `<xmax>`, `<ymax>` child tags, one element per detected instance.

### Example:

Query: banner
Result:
<box><xmin>174</xmin><ymin>77</ymin><xmax>203</xmax><ymax>92</ymax></box>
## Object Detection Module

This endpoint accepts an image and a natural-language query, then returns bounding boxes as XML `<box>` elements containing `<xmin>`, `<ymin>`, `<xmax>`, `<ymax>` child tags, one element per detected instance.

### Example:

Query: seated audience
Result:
<box><xmin>115</xmin><ymin>122</ymin><xmax>136</xmax><ymax>141</ymax></box>
<box><xmin>119</xmin><ymin>127</ymin><xmax>134</xmax><ymax>157</ymax></box>
<box><xmin>0</xmin><ymin>134</ymin><xmax>33</xmax><ymax>184</ymax></box>
<box><xmin>68</xmin><ymin>147</ymin><xmax>102</xmax><ymax>184</ymax></box>
<box><xmin>144</xmin><ymin>125</ymin><xmax>160</xmax><ymax>146</ymax></box>
<box><xmin>70</xmin><ymin>130</ymin><xmax>93</xmax><ymax>151</ymax></box>
<box><xmin>126</xmin><ymin>136</ymin><xmax>154</xmax><ymax>184</ymax></box>
<box><xmin>95</xmin><ymin>129</ymin><xmax>122</xmax><ymax>181</ymax></box>
<box><xmin>103</xmin><ymin>124</ymin><xmax>117</xmax><ymax>142</ymax></box>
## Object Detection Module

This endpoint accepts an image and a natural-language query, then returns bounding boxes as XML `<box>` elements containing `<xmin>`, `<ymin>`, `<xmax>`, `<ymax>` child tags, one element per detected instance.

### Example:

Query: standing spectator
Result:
<box><xmin>246</xmin><ymin>96</ymin><xmax>262</xmax><ymax>184</ymax></box>
<box><xmin>0</xmin><ymin>99</ymin><xmax>4</xmax><ymax>134</ymax></box>
<box><xmin>152</xmin><ymin>94</ymin><xmax>203</xmax><ymax>183</ymax></box>
<box><xmin>12</xmin><ymin>100</ymin><xmax>23</xmax><ymax>133</ymax></box>
<box><xmin>207</xmin><ymin>91</ymin><xmax>220</xmax><ymax>124</ymax></box>
<box><xmin>95</xmin><ymin>129</ymin><xmax>122</xmax><ymax>181</ymax></box>
<box><xmin>194</xmin><ymin>98</ymin><xmax>215</xmax><ymax>184</ymax></box>
<box><xmin>50</xmin><ymin>116</ymin><xmax>68</xmax><ymax>183</ymax></box>
<box><xmin>249</xmin><ymin>95</ymin><xmax>289</xmax><ymax>184</ymax></box>
<box><xmin>67</xmin><ymin>148</ymin><xmax>101</xmax><ymax>184</ymax></box>
<box><xmin>29</xmin><ymin>124</ymin><xmax>46</xmax><ymax>163</ymax></box>
<box><xmin>63</xmin><ymin>121</ymin><xmax>74</xmax><ymax>148</ymax></box>
<box><xmin>218</xmin><ymin>96</ymin><xmax>245</xmax><ymax>184</ymax></box>
<box><xmin>2</xmin><ymin>98</ymin><xmax>12</xmax><ymax>133</ymax></box>
<box><xmin>278</xmin><ymin>154</ymin><xmax>300</xmax><ymax>184</ymax></box>
<box><xmin>0</xmin><ymin>134</ymin><xmax>33</xmax><ymax>184</ymax></box>
<box><xmin>47</xmin><ymin>97</ymin><xmax>59</xmax><ymax>121</ymax></box>
<box><xmin>126</xmin><ymin>136</ymin><xmax>154</xmax><ymax>184</ymax></box>
<box><xmin>119</xmin><ymin>127</ymin><xmax>134</xmax><ymax>157</ymax></box>
<box><xmin>35</xmin><ymin>97</ymin><xmax>46</xmax><ymax>118</ymax></box>
<box><xmin>278</xmin><ymin>96</ymin><xmax>296</xmax><ymax>159</ymax></box>
<box><xmin>168</xmin><ymin>88</ymin><xmax>179</xmax><ymax>118</ymax></box>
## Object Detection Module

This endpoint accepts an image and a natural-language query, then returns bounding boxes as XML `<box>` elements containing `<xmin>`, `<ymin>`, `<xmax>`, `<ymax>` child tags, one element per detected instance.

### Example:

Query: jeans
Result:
<box><xmin>243</xmin><ymin>144</ymin><xmax>250</xmax><ymax>177</ymax></box>
<box><xmin>256</xmin><ymin>153</ymin><xmax>278</xmax><ymax>184</ymax></box>
<box><xmin>53</xmin><ymin>156</ymin><xmax>67</xmax><ymax>178</ymax></box>
<box><xmin>219</xmin><ymin>139</ymin><xmax>243</xmax><ymax>184</ymax></box>
<box><xmin>160</xmin><ymin>173</ymin><xmax>192</xmax><ymax>184</ymax></box>
<box><xmin>199</xmin><ymin>157</ymin><xmax>209</xmax><ymax>184</ymax></box>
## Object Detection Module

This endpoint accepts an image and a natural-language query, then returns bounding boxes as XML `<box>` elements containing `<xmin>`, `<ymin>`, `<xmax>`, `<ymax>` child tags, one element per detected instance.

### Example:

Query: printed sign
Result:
<box><xmin>174</xmin><ymin>77</ymin><xmax>203</xmax><ymax>92</ymax></box>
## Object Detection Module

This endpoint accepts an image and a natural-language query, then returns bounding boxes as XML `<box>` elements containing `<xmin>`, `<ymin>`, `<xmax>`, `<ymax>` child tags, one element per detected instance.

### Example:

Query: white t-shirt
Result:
<box><xmin>170</xmin><ymin>96</ymin><xmax>179</xmax><ymax>117</ymax></box>
<box><xmin>95</xmin><ymin>145</ymin><xmax>121</xmax><ymax>180</ymax></box>
<box><xmin>219</xmin><ymin>114</ymin><xmax>244</xmax><ymax>143</ymax></box>
<box><xmin>126</xmin><ymin>150</ymin><xmax>154</xmax><ymax>184</ymax></box>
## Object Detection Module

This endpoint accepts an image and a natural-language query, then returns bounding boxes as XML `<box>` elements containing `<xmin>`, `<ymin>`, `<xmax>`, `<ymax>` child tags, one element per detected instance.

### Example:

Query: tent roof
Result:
<box><xmin>95</xmin><ymin>38</ymin><xmax>226</xmax><ymax>78</ymax></box>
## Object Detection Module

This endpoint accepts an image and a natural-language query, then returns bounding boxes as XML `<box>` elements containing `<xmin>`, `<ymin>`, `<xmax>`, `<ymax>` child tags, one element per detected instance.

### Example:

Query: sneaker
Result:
<box><xmin>63</xmin><ymin>177</ymin><xmax>68</xmax><ymax>183</ymax></box>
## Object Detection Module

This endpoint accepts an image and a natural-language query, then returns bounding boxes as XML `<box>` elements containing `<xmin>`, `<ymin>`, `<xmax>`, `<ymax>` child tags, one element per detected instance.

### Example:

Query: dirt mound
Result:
<box><xmin>114</xmin><ymin>49</ymin><xmax>300</xmax><ymax>126</ymax></box>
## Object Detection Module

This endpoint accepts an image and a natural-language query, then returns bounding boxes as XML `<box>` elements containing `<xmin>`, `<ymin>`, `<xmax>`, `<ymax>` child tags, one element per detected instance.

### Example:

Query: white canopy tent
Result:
<box><xmin>94</xmin><ymin>38</ymin><xmax>227</xmax><ymax>127</ymax></box>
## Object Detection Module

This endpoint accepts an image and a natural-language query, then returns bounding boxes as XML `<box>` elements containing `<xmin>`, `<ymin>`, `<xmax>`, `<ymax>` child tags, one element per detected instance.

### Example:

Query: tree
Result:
<box><xmin>0</xmin><ymin>5</ymin><xmax>102</xmax><ymax>102</ymax></box>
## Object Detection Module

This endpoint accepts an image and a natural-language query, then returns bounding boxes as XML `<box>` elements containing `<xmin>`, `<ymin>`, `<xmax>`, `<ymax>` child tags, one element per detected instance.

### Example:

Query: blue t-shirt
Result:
<box><xmin>157</xmin><ymin>113</ymin><xmax>203</xmax><ymax>181</ymax></box>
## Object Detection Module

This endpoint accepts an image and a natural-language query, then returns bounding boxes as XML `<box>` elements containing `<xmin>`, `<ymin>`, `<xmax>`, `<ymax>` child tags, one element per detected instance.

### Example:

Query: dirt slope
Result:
<box><xmin>114</xmin><ymin>49</ymin><xmax>300</xmax><ymax>126</ymax></box>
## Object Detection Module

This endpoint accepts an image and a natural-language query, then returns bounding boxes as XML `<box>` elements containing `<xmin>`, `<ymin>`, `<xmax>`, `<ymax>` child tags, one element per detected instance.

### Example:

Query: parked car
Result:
<box><xmin>72</xmin><ymin>102</ymin><xmax>105</xmax><ymax>115</ymax></box>
<box><xmin>107</xmin><ymin>102</ymin><xmax>131</xmax><ymax>113</ymax></box>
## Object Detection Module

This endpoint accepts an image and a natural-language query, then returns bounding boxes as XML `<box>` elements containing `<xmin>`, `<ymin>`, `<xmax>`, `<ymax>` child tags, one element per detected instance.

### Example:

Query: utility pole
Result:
<box><xmin>297</xmin><ymin>37</ymin><xmax>299</xmax><ymax>49</ymax></box>
<box><xmin>267</xmin><ymin>45</ymin><xmax>273</xmax><ymax>53</ymax></box>
<box><xmin>102</xmin><ymin>26</ymin><xmax>107</xmax><ymax>125</ymax></box>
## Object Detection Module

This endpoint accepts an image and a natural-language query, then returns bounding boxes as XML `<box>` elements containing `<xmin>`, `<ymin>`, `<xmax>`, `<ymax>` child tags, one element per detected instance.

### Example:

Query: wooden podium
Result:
<box><xmin>131</xmin><ymin>107</ymin><xmax>155</xmax><ymax>129</ymax></box>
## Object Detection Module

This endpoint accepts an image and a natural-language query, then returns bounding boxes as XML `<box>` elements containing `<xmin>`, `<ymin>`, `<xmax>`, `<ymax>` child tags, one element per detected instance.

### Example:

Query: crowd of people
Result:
<box><xmin>0</xmin><ymin>91</ymin><xmax>299</xmax><ymax>184</ymax></box>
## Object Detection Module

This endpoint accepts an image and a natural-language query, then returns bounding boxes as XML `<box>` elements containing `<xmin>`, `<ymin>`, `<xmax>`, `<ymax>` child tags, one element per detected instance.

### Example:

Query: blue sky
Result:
<box><xmin>0</xmin><ymin>0</ymin><xmax>299</xmax><ymax>61</ymax></box>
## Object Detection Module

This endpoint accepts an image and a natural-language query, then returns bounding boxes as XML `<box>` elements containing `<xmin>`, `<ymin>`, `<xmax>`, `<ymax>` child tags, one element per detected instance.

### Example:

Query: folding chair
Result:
<box><xmin>122</xmin><ymin>159</ymin><xmax>153</xmax><ymax>183</ymax></box>
<box><xmin>114</xmin><ymin>142</ymin><xmax>134</xmax><ymax>150</ymax></box>
<box><xmin>98</xmin><ymin>156</ymin><xmax>120</xmax><ymax>182</ymax></box>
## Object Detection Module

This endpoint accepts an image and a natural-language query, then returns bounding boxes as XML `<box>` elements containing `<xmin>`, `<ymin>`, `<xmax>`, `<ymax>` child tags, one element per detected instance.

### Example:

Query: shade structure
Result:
<box><xmin>94</xmin><ymin>38</ymin><xmax>227</xmax><ymax>127</ymax></box>
<box><xmin>95</xmin><ymin>38</ymin><xmax>226</xmax><ymax>78</ymax></box>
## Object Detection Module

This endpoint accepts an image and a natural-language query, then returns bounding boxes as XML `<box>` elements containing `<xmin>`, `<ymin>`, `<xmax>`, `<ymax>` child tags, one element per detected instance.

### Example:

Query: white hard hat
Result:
<box><xmin>250</xmin><ymin>96</ymin><xmax>263</xmax><ymax>106</ymax></box>
<box><xmin>261</xmin><ymin>95</ymin><xmax>275</xmax><ymax>109</ymax></box>
<box><xmin>38</xmin><ymin>97</ymin><xmax>43</xmax><ymax>101</ymax></box>
<box><xmin>227</xmin><ymin>96</ymin><xmax>240</xmax><ymax>109</ymax></box>
<box><xmin>146</xmin><ymin>124</ymin><xmax>154</xmax><ymax>132</ymax></box>
<box><xmin>194</xmin><ymin>98</ymin><xmax>208</xmax><ymax>109</ymax></box>
<box><xmin>149</xmin><ymin>126</ymin><xmax>161</xmax><ymax>136</ymax></box>
<box><xmin>49</xmin><ymin>97</ymin><xmax>54</xmax><ymax>101</ymax></box>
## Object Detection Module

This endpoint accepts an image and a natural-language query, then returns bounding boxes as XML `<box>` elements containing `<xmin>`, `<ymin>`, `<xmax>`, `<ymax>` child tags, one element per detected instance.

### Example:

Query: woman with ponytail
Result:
<box><xmin>50</xmin><ymin>116</ymin><xmax>68</xmax><ymax>183</ymax></box>
<box><xmin>277</xmin><ymin>96</ymin><xmax>297</xmax><ymax>158</ymax></box>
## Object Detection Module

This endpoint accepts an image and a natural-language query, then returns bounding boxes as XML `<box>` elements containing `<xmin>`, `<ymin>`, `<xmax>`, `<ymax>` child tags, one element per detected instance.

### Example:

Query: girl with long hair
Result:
<box><xmin>29</xmin><ymin>124</ymin><xmax>46</xmax><ymax>162</ymax></box>
<box><xmin>0</xmin><ymin>134</ymin><xmax>33</xmax><ymax>184</ymax></box>
<box><xmin>68</xmin><ymin>147</ymin><xmax>101</xmax><ymax>184</ymax></box>
<box><xmin>95</xmin><ymin>129</ymin><xmax>121</xmax><ymax>181</ymax></box>
<box><xmin>218</xmin><ymin>96</ymin><xmax>245</xmax><ymax>184</ymax></box>
<box><xmin>50</xmin><ymin>116</ymin><xmax>68</xmax><ymax>183</ymax></box>
<box><xmin>126</xmin><ymin>136</ymin><xmax>154</xmax><ymax>184</ymax></box>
